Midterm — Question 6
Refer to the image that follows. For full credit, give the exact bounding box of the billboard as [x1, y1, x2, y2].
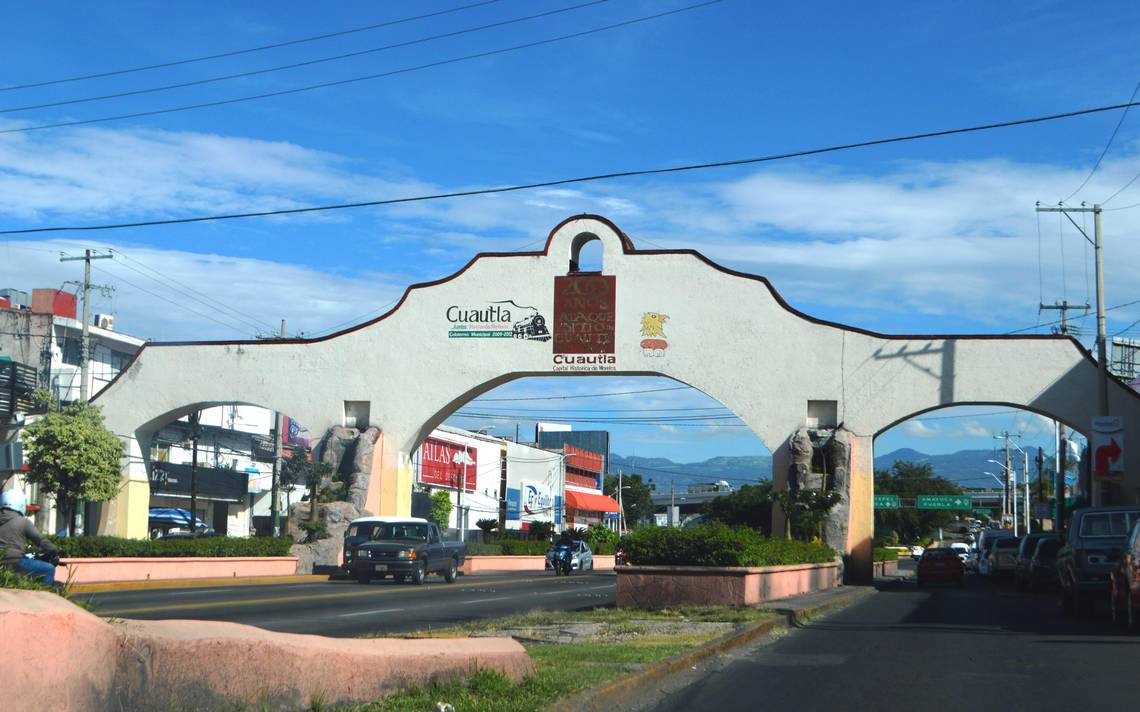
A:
[417, 436, 477, 491]
[505, 441, 562, 527]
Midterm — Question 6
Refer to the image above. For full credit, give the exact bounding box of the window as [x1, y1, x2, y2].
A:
[60, 337, 82, 366]
[1079, 512, 1139, 537]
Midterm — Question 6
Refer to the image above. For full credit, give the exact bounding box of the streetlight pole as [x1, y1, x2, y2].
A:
[983, 473, 1007, 529]
[1006, 439, 1032, 534]
[987, 460, 1017, 535]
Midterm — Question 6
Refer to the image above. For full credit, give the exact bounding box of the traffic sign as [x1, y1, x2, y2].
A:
[916, 495, 972, 510]
[1091, 416, 1124, 482]
[873, 494, 900, 509]
[973, 508, 993, 516]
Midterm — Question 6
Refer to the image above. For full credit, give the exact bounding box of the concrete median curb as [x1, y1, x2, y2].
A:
[548, 586, 874, 712]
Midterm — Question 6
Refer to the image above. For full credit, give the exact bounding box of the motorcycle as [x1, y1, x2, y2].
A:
[551, 546, 573, 576]
[615, 546, 628, 567]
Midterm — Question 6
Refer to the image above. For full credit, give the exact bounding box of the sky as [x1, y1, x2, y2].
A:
[1, 1, 1137, 472]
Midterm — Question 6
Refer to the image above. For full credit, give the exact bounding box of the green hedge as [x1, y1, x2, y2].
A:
[621, 524, 835, 567]
[873, 547, 899, 562]
[47, 535, 296, 559]
[465, 540, 616, 556]
[499, 540, 554, 556]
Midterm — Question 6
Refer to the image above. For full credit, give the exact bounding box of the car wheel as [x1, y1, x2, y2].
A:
[412, 561, 426, 585]
[589, 559, 594, 571]
[444, 557, 458, 584]
[355, 571, 371, 585]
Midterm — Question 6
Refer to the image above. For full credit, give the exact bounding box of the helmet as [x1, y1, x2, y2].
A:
[1, 489, 27, 515]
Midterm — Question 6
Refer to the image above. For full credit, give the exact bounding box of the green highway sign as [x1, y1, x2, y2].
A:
[916, 495, 972, 510]
[973, 508, 993, 516]
[873, 495, 900, 509]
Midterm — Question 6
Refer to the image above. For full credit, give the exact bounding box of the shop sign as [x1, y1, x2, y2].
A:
[521, 480, 555, 519]
[1091, 416, 1124, 481]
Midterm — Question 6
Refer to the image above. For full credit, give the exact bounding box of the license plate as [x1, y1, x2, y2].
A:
[374, 564, 388, 572]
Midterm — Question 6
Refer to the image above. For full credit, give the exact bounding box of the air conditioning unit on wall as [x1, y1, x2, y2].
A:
[94, 314, 114, 330]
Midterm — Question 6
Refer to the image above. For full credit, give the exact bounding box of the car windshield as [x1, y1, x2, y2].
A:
[1078, 512, 1140, 538]
[1035, 539, 1061, 557]
[348, 523, 382, 538]
[371, 523, 429, 541]
[923, 548, 956, 557]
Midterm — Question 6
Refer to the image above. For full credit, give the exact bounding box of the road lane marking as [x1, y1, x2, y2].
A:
[96, 574, 562, 616]
[462, 597, 511, 604]
[339, 608, 405, 618]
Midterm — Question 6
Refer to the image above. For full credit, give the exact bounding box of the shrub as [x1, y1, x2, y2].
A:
[464, 543, 504, 556]
[621, 523, 834, 567]
[498, 540, 552, 556]
[873, 547, 899, 562]
[47, 535, 296, 558]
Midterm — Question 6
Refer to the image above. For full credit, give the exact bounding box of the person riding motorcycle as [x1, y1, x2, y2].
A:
[0, 490, 60, 585]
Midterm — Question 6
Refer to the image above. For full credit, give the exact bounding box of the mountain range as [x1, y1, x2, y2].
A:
[609, 447, 1050, 492]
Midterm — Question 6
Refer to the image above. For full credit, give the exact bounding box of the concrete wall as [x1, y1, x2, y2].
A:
[616, 562, 841, 608]
[90, 215, 1140, 581]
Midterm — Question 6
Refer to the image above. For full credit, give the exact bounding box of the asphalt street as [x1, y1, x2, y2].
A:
[650, 563, 1137, 712]
[83, 570, 615, 637]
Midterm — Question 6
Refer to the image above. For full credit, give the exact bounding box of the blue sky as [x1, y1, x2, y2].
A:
[1, 1, 1137, 469]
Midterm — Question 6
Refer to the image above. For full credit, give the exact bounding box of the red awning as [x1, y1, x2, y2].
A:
[564, 490, 621, 513]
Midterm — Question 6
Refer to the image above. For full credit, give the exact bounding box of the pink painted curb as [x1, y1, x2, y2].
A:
[60, 556, 299, 584]
[0, 589, 533, 711]
[459, 554, 615, 574]
[616, 561, 841, 608]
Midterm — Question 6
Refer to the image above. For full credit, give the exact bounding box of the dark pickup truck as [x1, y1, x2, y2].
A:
[351, 518, 465, 585]
[1057, 506, 1140, 613]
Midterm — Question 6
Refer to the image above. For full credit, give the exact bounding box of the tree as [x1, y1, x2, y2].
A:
[603, 473, 654, 527]
[702, 481, 773, 533]
[476, 518, 499, 543]
[282, 448, 334, 521]
[428, 491, 453, 529]
[23, 400, 124, 536]
[772, 488, 841, 541]
[874, 461, 964, 544]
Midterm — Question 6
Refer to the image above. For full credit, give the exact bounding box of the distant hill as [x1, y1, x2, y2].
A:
[608, 447, 1047, 493]
[609, 453, 772, 492]
[874, 447, 1045, 488]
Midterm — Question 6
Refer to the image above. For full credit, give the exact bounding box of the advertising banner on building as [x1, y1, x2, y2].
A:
[418, 436, 477, 491]
[505, 441, 562, 527]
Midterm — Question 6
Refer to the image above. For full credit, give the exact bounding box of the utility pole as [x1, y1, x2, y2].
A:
[188, 410, 201, 534]
[1036, 203, 1109, 506]
[270, 319, 285, 537]
[59, 249, 113, 402]
[670, 481, 676, 528]
[617, 468, 624, 534]
[1036, 446, 1045, 513]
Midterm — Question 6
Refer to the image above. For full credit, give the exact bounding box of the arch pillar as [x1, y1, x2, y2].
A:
[100, 434, 152, 539]
[847, 433, 874, 584]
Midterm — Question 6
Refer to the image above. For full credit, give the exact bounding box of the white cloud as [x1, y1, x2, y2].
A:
[903, 420, 940, 438]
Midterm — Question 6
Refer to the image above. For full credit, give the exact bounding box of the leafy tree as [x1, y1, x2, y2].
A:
[527, 520, 555, 541]
[476, 518, 499, 543]
[23, 401, 124, 536]
[603, 472, 654, 526]
[282, 448, 335, 520]
[702, 481, 773, 533]
[874, 461, 964, 544]
[773, 488, 841, 541]
[428, 491, 453, 529]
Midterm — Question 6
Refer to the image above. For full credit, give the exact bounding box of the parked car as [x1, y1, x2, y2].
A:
[1108, 520, 1140, 631]
[917, 547, 964, 587]
[909, 545, 925, 560]
[545, 539, 594, 573]
[1014, 533, 1059, 591]
[1058, 506, 1140, 614]
[1027, 537, 1062, 594]
[976, 528, 1017, 563]
[351, 518, 465, 585]
[949, 542, 971, 564]
[985, 537, 1021, 579]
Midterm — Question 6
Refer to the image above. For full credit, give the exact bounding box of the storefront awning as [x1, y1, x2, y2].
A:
[564, 489, 620, 513]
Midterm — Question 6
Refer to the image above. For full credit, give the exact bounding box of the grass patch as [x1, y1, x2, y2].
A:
[355, 606, 778, 711]
[0, 566, 94, 610]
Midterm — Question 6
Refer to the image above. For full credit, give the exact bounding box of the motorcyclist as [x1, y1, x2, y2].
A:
[0, 490, 60, 585]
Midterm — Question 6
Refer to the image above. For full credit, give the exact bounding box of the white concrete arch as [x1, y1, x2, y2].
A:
[91, 215, 1140, 579]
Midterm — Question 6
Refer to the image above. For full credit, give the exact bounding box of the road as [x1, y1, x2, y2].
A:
[651, 563, 1137, 712]
[83, 571, 615, 637]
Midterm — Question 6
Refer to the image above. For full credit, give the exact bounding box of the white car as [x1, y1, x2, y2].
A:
[910, 545, 925, 560]
[949, 542, 971, 563]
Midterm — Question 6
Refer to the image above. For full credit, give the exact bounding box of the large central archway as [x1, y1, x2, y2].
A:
[92, 215, 1140, 580]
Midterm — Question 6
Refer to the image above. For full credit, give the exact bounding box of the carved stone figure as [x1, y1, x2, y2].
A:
[788, 427, 814, 494]
[821, 429, 851, 554]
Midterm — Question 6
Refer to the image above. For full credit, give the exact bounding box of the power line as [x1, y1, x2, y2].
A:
[3, 97, 1139, 236]
[1006, 296, 1140, 335]
[472, 385, 692, 402]
[0, 0, 611, 115]
[1103, 167, 1140, 206]
[0, 0, 504, 92]
[0, 1, 720, 136]
[1061, 77, 1140, 202]
[106, 249, 275, 334]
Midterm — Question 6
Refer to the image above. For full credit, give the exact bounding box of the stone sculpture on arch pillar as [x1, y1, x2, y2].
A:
[784, 426, 852, 558]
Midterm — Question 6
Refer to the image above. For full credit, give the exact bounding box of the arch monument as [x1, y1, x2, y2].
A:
[91, 215, 1140, 581]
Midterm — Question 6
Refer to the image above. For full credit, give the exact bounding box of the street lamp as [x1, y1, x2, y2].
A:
[1006, 440, 1032, 534]
[987, 459, 1017, 535]
[982, 472, 1008, 523]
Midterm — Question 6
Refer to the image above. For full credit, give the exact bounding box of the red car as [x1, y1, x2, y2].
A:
[917, 547, 965, 587]
[1109, 520, 1140, 631]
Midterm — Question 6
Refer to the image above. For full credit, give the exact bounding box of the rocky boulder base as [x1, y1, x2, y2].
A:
[288, 500, 368, 574]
